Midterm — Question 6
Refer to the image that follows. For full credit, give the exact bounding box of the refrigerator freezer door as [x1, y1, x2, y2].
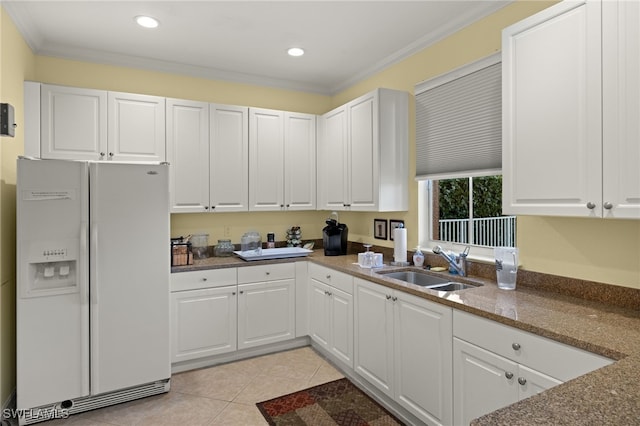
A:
[89, 162, 170, 395]
[16, 158, 90, 409]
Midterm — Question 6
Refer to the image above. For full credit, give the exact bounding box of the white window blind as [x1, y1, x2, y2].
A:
[415, 54, 501, 180]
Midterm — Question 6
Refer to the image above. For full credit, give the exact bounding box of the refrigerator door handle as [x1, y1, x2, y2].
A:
[80, 220, 90, 396]
[91, 223, 99, 306]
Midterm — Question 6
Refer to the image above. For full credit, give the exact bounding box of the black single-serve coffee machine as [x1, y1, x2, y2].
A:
[323, 212, 348, 256]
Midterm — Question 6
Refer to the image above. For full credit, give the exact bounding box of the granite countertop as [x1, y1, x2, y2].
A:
[172, 250, 640, 425]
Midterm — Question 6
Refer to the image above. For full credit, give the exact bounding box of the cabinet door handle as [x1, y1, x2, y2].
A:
[512, 343, 521, 351]
[586, 202, 596, 210]
[232, 292, 236, 296]
[386, 295, 392, 300]
[392, 296, 397, 302]
[99, 152, 106, 159]
[505, 371, 514, 379]
[109, 152, 114, 158]
[240, 290, 244, 294]
[326, 275, 331, 280]
[518, 377, 527, 386]
[604, 202, 613, 210]
[266, 271, 270, 276]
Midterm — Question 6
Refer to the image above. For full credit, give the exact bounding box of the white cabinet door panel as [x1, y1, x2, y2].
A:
[108, 92, 165, 162]
[167, 99, 209, 213]
[210, 104, 249, 212]
[40, 84, 107, 160]
[317, 106, 349, 210]
[354, 279, 394, 398]
[284, 112, 316, 210]
[237, 279, 295, 349]
[602, 0, 640, 219]
[502, 0, 602, 217]
[453, 338, 518, 426]
[249, 108, 284, 211]
[394, 293, 452, 425]
[171, 286, 237, 362]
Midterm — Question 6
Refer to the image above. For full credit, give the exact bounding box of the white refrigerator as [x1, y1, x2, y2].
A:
[16, 157, 171, 425]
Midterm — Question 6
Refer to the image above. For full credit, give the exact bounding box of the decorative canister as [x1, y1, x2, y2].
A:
[214, 239, 234, 257]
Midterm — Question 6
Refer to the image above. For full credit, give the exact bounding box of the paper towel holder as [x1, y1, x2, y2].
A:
[391, 222, 411, 266]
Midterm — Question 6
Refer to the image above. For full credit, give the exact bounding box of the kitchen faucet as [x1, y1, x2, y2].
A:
[432, 245, 470, 277]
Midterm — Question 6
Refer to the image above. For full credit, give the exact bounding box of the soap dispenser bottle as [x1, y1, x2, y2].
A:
[413, 246, 425, 268]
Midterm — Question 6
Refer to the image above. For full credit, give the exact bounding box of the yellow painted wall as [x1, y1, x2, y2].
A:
[0, 5, 36, 406]
[1, 0, 639, 405]
[34, 56, 332, 115]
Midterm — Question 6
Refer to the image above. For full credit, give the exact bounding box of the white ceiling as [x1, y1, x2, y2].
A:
[4, 1, 511, 95]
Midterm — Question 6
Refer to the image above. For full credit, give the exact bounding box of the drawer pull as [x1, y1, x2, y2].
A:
[326, 275, 331, 280]
[518, 377, 527, 386]
[512, 343, 521, 351]
[505, 371, 514, 380]
[201, 278, 207, 281]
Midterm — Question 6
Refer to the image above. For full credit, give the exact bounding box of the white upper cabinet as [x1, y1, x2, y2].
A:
[40, 84, 108, 160]
[318, 88, 409, 212]
[601, 0, 640, 219]
[503, 0, 640, 219]
[38, 84, 165, 162]
[317, 106, 348, 210]
[249, 108, 284, 211]
[108, 91, 166, 162]
[210, 104, 249, 212]
[249, 108, 316, 211]
[166, 99, 210, 213]
[284, 112, 317, 210]
[167, 102, 248, 213]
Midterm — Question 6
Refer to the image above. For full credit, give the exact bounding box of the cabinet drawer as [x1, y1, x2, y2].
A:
[308, 263, 353, 294]
[453, 310, 612, 382]
[237, 263, 295, 284]
[171, 268, 237, 292]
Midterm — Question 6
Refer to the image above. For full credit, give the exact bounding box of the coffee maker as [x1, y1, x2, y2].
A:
[323, 212, 348, 256]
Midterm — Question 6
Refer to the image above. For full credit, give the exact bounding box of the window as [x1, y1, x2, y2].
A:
[415, 53, 515, 256]
[427, 175, 515, 248]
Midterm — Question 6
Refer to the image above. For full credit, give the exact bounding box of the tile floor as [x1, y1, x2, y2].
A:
[31, 346, 345, 426]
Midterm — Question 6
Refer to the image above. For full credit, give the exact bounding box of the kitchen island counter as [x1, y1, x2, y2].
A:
[173, 251, 640, 425]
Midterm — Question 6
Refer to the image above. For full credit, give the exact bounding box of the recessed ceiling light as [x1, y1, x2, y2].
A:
[135, 15, 159, 29]
[287, 47, 305, 57]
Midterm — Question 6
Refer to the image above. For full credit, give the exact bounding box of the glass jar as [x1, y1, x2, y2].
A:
[214, 239, 234, 257]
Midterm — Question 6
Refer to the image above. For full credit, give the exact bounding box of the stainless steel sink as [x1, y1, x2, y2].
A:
[378, 271, 450, 287]
[376, 270, 479, 291]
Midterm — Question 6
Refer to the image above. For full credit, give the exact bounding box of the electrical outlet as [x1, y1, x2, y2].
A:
[223, 226, 231, 237]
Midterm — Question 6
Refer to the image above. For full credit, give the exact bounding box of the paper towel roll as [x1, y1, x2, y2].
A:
[393, 228, 407, 263]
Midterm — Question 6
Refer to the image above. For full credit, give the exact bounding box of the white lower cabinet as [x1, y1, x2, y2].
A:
[308, 263, 354, 368]
[453, 310, 612, 425]
[170, 268, 238, 363]
[354, 278, 453, 426]
[453, 337, 561, 425]
[237, 263, 296, 349]
[171, 286, 237, 363]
